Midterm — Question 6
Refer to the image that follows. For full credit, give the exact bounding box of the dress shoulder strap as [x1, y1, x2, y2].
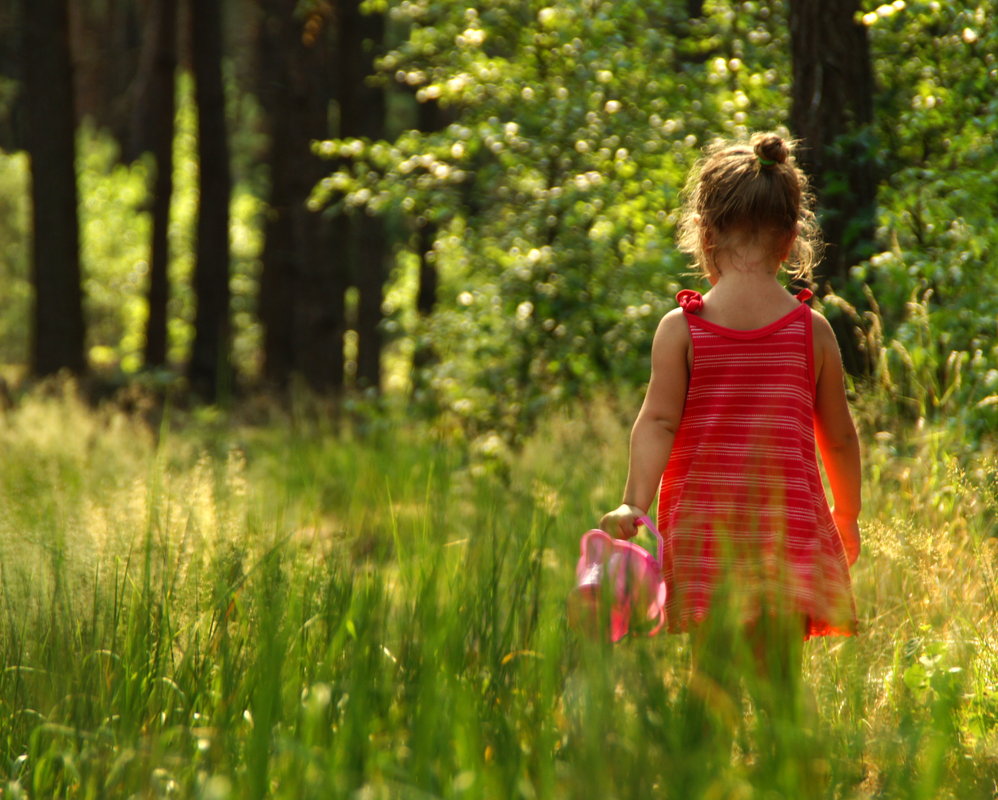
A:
[795, 288, 814, 303]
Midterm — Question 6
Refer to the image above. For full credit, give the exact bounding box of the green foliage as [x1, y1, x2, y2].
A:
[311, 0, 998, 440]
[316, 0, 794, 433]
[76, 123, 152, 372]
[848, 0, 998, 433]
[0, 1, 992, 446]
[0, 147, 30, 366]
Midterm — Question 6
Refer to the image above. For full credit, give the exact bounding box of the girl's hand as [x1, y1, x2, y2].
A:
[599, 504, 646, 540]
[832, 509, 861, 566]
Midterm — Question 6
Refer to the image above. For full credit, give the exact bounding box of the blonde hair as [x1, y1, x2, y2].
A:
[676, 132, 823, 281]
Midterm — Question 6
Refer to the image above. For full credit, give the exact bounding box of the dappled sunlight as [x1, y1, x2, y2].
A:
[2, 0, 996, 793]
[0, 387, 994, 796]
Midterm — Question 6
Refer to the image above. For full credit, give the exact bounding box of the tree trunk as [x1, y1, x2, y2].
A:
[257, 0, 344, 393]
[789, 0, 877, 374]
[410, 98, 446, 385]
[414, 98, 444, 321]
[69, 0, 142, 155]
[22, 0, 86, 376]
[256, 0, 297, 388]
[415, 222, 438, 320]
[187, 0, 232, 401]
[337, 0, 386, 392]
[134, 0, 177, 368]
[0, 4, 26, 151]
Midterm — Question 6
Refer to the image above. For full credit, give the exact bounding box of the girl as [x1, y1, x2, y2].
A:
[600, 132, 860, 689]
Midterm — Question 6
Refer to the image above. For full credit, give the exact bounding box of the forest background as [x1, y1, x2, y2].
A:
[0, 1, 997, 798]
[0, 0, 995, 430]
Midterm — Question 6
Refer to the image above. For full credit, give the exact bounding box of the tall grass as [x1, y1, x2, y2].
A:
[0, 382, 995, 799]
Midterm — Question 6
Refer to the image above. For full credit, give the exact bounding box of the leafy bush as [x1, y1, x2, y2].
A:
[849, 0, 998, 433]
[316, 1, 795, 434]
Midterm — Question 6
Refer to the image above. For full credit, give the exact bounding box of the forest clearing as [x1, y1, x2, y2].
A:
[0, 385, 995, 798]
[1, 0, 997, 797]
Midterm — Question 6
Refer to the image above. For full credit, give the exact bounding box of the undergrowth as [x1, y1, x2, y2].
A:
[0, 378, 995, 799]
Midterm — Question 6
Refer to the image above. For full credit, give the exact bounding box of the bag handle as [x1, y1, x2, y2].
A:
[636, 514, 665, 566]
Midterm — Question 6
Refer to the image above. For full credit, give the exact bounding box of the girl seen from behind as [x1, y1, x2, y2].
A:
[599, 132, 862, 749]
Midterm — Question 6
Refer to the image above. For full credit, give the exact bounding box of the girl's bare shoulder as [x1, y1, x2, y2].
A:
[650, 307, 690, 360]
[655, 307, 690, 339]
[809, 307, 838, 348]
[809, 307, 844, 381]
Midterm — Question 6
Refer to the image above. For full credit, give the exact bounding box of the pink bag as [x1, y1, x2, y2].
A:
[567, 515, 667, 642]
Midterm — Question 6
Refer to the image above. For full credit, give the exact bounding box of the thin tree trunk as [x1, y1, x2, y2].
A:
[337, 0, 386, 392]
[134, 0, 177, 369]
[187, 0, 232, 401]
[415, 223, 438, 319]
[410, 98, 445, 384]
[0, 4, 25, 151]
[23, 0, 86, 376]
[69, 0, 142, 157]
[258, 0, 298, 387]
[414, 98, 443, 321]
[789, 0, 877, 374]
[257, 0, 344, 393]
[354, 215, 385, 391]
[299, 214, 347, 393]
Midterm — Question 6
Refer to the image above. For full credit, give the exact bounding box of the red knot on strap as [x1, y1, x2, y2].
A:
[795, 288, 814, 303]
[676, 290, 704, 313]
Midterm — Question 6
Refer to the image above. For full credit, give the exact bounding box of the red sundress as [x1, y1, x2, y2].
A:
[656, 289, 857, 639]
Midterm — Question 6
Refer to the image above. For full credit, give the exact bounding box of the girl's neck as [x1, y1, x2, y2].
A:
[707, 258, 785, 296]
[700, 269, 798, 329]
[709, 266, 783, 290]
[711, 243, 782, 277]
[698, 230, 799, 328]
[706, 225, 792, 280]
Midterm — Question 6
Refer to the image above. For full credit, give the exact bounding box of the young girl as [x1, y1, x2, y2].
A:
[600, 132, 860, 686]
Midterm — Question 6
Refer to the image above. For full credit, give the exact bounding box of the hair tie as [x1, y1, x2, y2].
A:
[758, 157, 776, 166]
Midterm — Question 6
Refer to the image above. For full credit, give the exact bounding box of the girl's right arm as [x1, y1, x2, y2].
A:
[600, 309, 690, 538]
[812, 311, 862, 565]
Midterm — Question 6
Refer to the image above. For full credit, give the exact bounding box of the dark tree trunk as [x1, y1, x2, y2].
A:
[354, 214, 385, 391]
[22, 0, 86, 376]
[69, 0, 142, 154]
[789, 0, 877, 373]
[414, 98, 444, 321]
[258, 78, 296, 388]
[257, 0, 344, 393]
[337, 0, 386, 392]
[187, 0, 232, 401]
[410, 221, 438, 385]
[0, 4, 26, 151]
[415, 223, 438, 319]
[134, 0, 177, 368]
[410, 98, 446, 382]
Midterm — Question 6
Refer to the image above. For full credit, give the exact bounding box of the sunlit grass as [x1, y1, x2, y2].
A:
[0, 384, 995, 798]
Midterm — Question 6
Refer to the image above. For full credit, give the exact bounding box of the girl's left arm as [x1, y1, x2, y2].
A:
[600, 309, 690, 538]
[812, 311, 862, 565]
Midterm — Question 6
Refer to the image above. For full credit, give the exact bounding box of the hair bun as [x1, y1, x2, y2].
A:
[752, 133, 788, 166]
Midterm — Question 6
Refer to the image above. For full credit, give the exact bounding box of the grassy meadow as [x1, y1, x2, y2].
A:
[0, 381, 996, 800]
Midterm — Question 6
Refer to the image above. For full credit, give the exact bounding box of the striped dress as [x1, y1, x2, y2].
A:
[657, 289, 856, 639]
